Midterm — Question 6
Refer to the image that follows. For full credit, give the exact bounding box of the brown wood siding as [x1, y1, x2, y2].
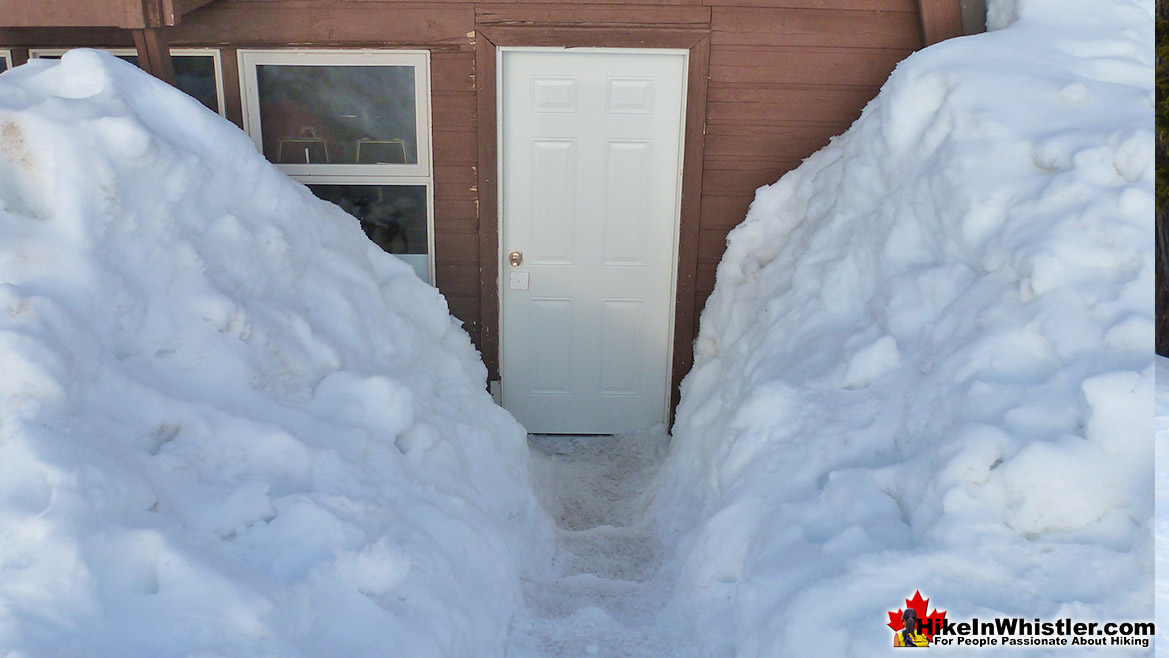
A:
[704, 0, 915, 9]
[0, 0, 146, 29]
[164, 0, 221, 26]
[711, 7, 921, 49]
[428, 45, 482, 342]
[696, 2, 921, 331]
[168, 2, 476, 47]
[918, 0, 964, 45]
[475, 3, 712, 26]
[0, 0, 221, 29]
[1, 0, 939, 410]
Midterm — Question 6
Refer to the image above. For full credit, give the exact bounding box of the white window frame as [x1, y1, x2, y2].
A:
[29, 47, 227, 117]
[0, 49, 12, 72]
[236, 49, 435, 284]
[237, 49, 432, 179]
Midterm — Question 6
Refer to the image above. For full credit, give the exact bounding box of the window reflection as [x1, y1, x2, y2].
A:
[257, 65, 418, 165]
[173, 55, 219, 113]
[307, 184, 429, 279]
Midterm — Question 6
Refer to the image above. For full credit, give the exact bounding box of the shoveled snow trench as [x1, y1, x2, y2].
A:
[505, 433, 703, 658]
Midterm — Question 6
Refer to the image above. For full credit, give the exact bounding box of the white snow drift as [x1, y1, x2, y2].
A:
[0, 51, 550, 657]
[657, 0, 1154, 654]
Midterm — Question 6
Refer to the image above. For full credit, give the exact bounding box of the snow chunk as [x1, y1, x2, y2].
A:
[842, 335, 900, 389]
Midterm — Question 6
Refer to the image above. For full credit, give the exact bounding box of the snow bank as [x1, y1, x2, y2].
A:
[0, 51, 549, 657]
[657, 0, 1154, 654]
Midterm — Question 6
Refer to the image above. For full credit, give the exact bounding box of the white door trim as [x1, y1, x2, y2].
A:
[496, 47, 689, 432]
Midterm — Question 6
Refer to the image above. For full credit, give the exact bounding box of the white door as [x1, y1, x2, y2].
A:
[499, 49, 687, 434]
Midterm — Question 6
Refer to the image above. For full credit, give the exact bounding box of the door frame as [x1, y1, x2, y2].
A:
[497, 46, 689, 431]
[475, 26, 710, 425]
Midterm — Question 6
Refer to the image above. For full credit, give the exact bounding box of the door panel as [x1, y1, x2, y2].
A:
[500, 49, 686, 434]
[603, 140, 653, 266]
[600, 299, 646, 395]
[530, 139, 578, 265]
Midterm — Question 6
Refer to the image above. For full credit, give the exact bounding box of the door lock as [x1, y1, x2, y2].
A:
[509, 251, 524, 267]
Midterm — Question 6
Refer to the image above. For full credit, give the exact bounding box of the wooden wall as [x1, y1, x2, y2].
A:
[1, 0, 951, 396]
[696, 0, 921, 340]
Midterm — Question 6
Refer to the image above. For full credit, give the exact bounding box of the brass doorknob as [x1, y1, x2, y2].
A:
[509, 251, 523, 267]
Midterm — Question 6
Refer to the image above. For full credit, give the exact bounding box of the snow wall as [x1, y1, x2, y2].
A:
[657, 0, 1154, 654]
[0, 51, 551, 657]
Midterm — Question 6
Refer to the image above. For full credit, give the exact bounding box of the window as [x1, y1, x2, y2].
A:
[238, 50, 434, 282]
[0, 49, 11, 73]
[29, 48, 225, 116]
[172, 48, 226, 116]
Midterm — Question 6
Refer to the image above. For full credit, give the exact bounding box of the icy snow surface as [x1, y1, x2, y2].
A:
[506, 432, 701, 657]
[0, 51, 551, 656]
[656, 0, 1154, 655]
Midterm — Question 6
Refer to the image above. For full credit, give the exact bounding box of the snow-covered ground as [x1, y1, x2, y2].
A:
[655, 0, 1155, 655]
[0, 51, 551, 656]
[507, 432, 702, 657]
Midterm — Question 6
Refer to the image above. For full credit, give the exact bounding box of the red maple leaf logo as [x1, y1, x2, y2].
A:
[887, 590, 947, 641]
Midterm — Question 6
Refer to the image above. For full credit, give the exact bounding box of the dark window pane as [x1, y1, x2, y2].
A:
[173, 54, 220, 113]
[307, 184, 429, 278]
[257, 65, 418, 165]
[0, 60, 7, 73]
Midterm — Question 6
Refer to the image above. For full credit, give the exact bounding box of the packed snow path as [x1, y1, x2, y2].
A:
[506, 433, 703, 658]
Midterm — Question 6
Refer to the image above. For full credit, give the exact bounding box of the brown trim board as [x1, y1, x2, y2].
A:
[10, 47, 29, 67]
[218, 47, 244, 128]
[672, 33, 709, 421]
[474, 26, 710, 426]
[132, 27, 176, 85]
[475, 31, 500, 382]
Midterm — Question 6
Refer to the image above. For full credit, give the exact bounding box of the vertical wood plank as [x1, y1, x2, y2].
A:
[132, 27, 176, 85]
[918, 0, 963, 45]
[142, 0, 165, 28]
[149, 29, 176, 84]
[131, 29, 150, 72]
[218, 47, 244, 128]
[476, 32, 500, 382]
